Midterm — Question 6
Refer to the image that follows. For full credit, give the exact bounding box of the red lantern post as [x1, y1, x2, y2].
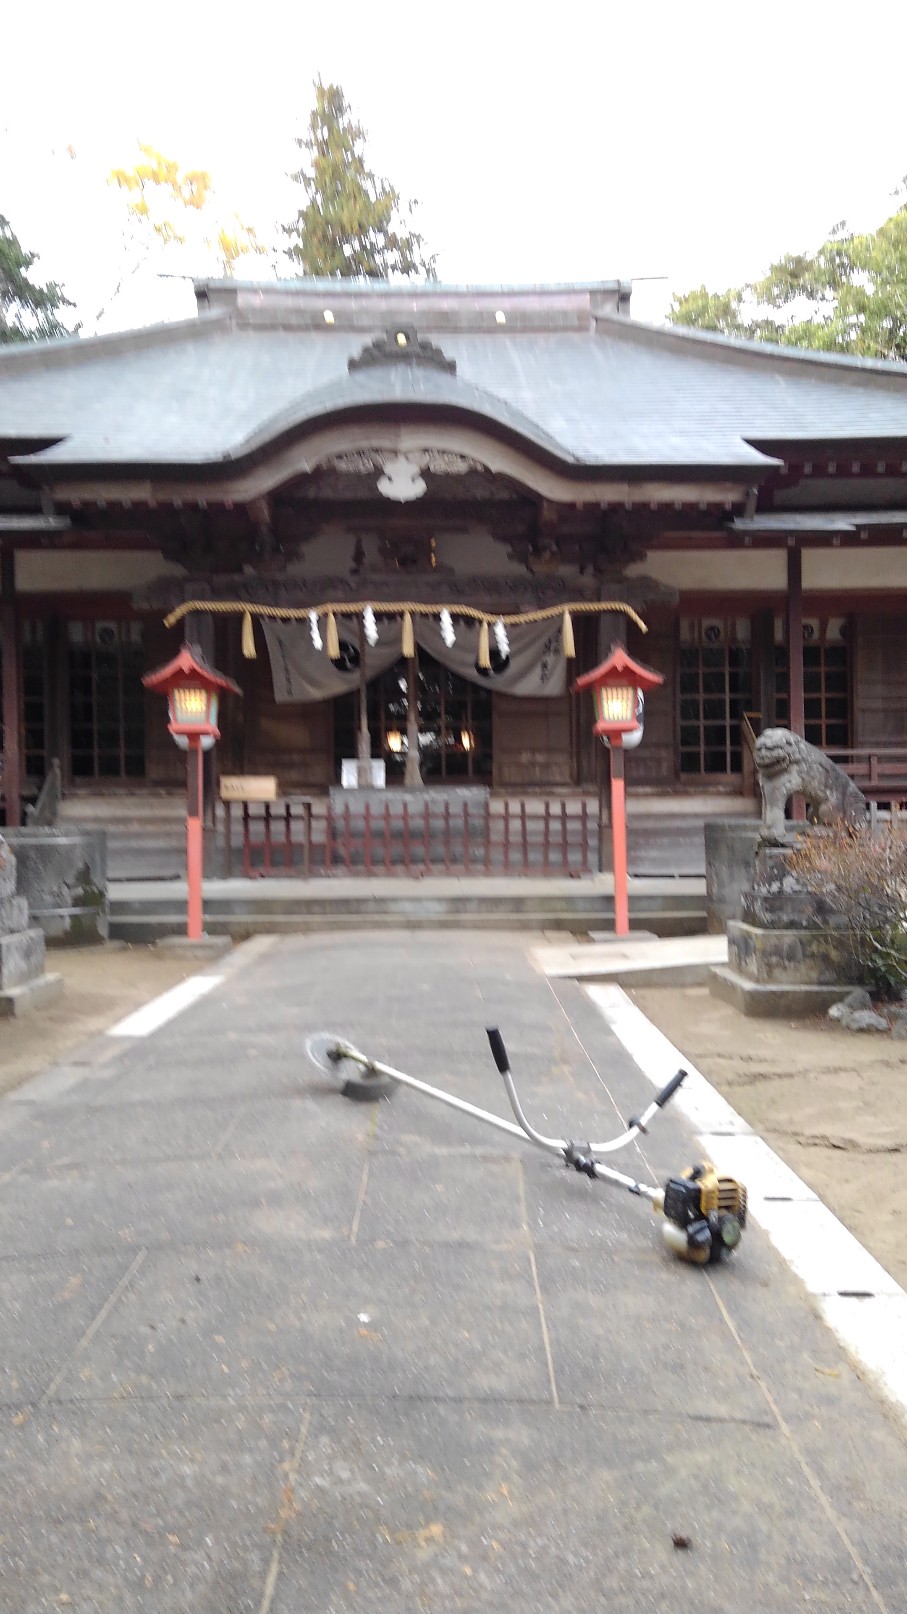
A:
[574, 647, 664, 936]
[143, 645, 240, 940]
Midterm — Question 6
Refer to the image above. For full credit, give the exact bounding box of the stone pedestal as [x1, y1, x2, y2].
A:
[710, 836, 860, 1017]
[704, 818, 762, 934]
[0, 836, 63, 1018]
[2, 827, 108, 944]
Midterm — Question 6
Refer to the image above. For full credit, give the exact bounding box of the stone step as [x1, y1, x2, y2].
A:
[110, 905, 707, 943]
[110, 887, 703, 920]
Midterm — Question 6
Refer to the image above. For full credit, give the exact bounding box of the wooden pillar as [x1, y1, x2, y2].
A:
[786, 545, 805, 736]
[356, 617, 371, 770]
[786, 543, 806, 821]
[753, 606, 777, 727]
[598, 611, 627, 658]
[185, 610, 215, 660]
[1, 545, 22, 828]
[404, 648, 422, 787]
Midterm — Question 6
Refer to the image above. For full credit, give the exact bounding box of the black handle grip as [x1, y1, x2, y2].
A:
[486, 1027, 510, 1074]
[654, 1069, 687, 1108]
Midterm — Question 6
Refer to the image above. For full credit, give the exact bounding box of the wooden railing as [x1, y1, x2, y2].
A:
[740, 712, 763, 799]
[740, 720, 907, 807]
[223, 795, 596, 878]
[828, 749, 907, 807]
[25, 758, 63, 827]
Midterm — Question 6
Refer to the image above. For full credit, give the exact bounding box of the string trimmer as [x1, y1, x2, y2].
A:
[306, 1027, 747, 1266]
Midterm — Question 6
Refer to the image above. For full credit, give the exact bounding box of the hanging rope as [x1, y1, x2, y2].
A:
[164, 598, 648, 652]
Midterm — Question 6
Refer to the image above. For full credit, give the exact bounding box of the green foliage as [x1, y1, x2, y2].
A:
[0, 214, 71, 343]
[284, 80, 436, 280]
[788, 822, 907, 998]
[670, 191, 907, 361]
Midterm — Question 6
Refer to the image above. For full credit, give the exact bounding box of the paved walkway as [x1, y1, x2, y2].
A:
[0, 933, 905, 1611]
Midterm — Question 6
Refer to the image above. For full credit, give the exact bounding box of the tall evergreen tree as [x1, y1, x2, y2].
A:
[0, 215, 71, 343]
[284, 80, 436, 279]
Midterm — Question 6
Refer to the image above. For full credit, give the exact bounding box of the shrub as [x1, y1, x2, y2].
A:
[787, 820, 907, 999]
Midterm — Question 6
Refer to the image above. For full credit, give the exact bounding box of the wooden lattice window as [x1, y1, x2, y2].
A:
[774, 616, 850, 749]
[67, 620, 146, 780]
[679, 617, 753, 776]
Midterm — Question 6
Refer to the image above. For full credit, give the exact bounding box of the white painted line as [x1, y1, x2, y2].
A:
[586, 983, 753, 1135]
[586, 982, 907, 1422]
[107, 975, 224, 1038]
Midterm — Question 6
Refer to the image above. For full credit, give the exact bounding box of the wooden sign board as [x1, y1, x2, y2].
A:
[220, 775, 278, 803]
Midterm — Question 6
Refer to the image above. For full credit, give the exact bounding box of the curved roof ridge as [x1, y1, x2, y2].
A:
[222, 363, 579, 467]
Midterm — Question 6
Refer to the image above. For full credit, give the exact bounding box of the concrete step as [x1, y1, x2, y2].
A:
[107, 873, 708, 942]
[110, 884, 703, 920]
[110, 907, 707, 942]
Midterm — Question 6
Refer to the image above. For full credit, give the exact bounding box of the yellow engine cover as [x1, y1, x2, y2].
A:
[682, 1162, 748, 1224]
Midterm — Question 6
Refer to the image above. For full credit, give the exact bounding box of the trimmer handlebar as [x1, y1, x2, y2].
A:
[486, 1027, 510, 1075]
[654, 1069, 687, 1108]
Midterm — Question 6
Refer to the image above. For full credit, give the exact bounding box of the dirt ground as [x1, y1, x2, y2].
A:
[5, 945, 906, 1294]
[0, 944, 209, 1097]
[631, 984, 907, 1290]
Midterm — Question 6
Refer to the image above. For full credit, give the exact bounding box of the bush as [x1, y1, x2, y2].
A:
[787, 821, 907, 999]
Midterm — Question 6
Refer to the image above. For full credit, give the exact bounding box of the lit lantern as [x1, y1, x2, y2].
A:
[143, 644, 240, 940]
[574, 646, 664, 936]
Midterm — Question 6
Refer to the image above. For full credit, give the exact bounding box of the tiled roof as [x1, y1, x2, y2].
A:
[3, 283, 907, 475]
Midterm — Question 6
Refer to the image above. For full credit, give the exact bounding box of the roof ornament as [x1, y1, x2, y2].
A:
[348, 326, 457, 375]
[322, 447, 485, 502]
[376, 452, 427, 502]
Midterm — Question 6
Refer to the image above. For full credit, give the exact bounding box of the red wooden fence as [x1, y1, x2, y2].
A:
[223, 796, 595, 877]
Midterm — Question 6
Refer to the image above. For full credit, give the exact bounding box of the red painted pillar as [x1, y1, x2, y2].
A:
[186, 737, 204, 939]
[0, 545, 21, 829]
[610, 739, 629, 935]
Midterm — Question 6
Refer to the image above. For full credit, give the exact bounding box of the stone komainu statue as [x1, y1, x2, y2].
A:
[754, 727, 867, 842]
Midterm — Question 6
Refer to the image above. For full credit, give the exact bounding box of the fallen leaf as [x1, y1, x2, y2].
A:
[357, 1328, 383, 1343]
[672, 1533, 692, 1551]
[167, 1533, 181, 1547]
[12, 1412, 28, 1427]
[58, 1275, 83, 1302]
[814, 1364, 841, 1378]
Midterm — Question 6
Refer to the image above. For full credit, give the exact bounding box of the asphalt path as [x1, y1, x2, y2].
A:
[0, 932, 904, 1612]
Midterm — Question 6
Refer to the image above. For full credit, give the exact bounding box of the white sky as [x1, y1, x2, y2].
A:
[2, 0, 906, 333]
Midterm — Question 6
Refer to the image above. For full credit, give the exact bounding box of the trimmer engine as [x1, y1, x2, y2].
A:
[658, 1163, 748, 1265]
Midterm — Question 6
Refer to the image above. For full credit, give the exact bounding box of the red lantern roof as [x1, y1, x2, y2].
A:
[142, 642, 241, 697]
[573, 644, 664, 696]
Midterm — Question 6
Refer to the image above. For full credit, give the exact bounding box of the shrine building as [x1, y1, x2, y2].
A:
[3, 276, 907, 827]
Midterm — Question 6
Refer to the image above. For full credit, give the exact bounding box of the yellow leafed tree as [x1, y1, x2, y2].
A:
[108, 143, 266, 277]
[109, 144, 213, 246]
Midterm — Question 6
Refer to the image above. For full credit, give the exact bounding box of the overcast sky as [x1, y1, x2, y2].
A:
[3, 0, 906, 333]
